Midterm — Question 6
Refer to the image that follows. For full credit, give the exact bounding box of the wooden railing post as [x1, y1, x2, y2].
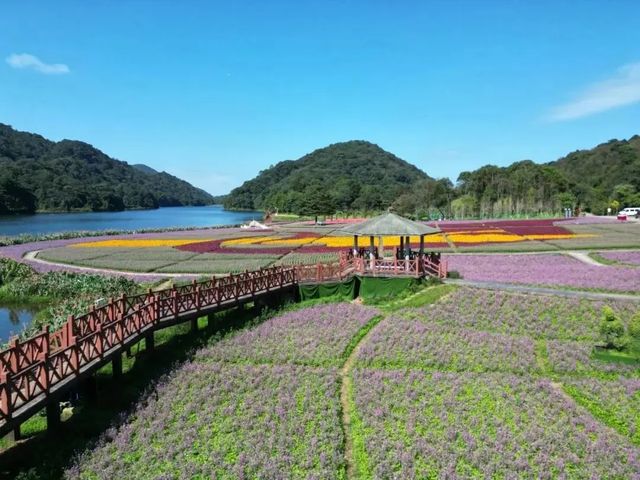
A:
[66, 315, 75, 348]
[172, 288, 178, 318]
[108, 297, 115, 321]
[96, 323, 103, 357]
[121, 293, 127, 316]
[70, 337, 79, 374]
[0, 371, 10, 420]
[38, 326, 50, 392]
[9, 338, 19, 374]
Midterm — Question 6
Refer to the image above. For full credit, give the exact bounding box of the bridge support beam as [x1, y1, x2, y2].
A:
[112, 353, 122, 378]
[82, 375, 98, 403]
[4, 425, 20, 442]
[190, 318, 198, 333]
[46, 401, 60, 431]
[207, 313, 215, 328]
[145, 332, 155, 352]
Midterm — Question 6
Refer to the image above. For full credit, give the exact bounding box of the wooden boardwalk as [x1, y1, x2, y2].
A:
[0, 267, 298, 438]
[0, 255, 447, 439]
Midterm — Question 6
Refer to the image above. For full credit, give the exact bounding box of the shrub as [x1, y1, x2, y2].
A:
[629, 312, 640, 341]
[0, 258, 35, 286]
[599, 307, 628, 350]
[446, 270, 462, 279]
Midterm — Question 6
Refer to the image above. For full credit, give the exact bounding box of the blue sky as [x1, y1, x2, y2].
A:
[2, 1, 640, 195]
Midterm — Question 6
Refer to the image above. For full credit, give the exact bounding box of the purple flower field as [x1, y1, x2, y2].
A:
[599, 250, 640, 266]
[67, 363, 344, 479]
[546, 340, 639, 374]
[351, 369, 640, 479]
[404, 287, 638, 341]
[563, 377, 640, 444]
[357, 317, 537, 373]
[198, 303, 378, 366]
[448, 253, 640, 292]
[66, 291, 640, 478]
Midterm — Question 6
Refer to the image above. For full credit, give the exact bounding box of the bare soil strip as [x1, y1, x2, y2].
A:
[339, 316, 385, 479]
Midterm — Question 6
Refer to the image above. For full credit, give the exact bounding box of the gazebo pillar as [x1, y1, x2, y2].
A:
[379, 235, 384, 258]
[399, 236, 404, 257]
[369, 235, 375, 270]
[353, 235, 359, 255]
[419, 235, 425, 275]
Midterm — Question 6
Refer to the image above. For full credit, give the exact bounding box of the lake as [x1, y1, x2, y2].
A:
[0, 303, 40, 343]
[0, 205, 262, 237]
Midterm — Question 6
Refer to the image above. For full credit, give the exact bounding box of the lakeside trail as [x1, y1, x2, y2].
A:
[340, 314, 385, 479]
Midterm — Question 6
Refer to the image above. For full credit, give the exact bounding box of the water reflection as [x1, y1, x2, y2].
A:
[0, 304, 40, 343]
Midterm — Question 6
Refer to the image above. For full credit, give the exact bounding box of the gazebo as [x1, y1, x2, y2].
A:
[339, 212, 445, 277]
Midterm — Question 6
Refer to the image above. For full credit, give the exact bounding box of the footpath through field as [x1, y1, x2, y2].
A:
[445, 278, 640, 302]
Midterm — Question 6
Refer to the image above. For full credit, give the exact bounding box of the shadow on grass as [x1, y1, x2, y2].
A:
[0, 304, 265, 480]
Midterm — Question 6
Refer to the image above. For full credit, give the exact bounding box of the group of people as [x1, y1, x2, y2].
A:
[347, 247, 441, 265]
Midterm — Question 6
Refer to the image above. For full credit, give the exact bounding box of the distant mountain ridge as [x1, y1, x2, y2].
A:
[0, 124, 214, 214]
[224, 140, 431, 213]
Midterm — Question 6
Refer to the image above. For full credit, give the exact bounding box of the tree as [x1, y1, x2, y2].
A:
[611, 184, 640, 208]
[599, 307, 628, 350]
[629, 312, 640, 342]
[451, 194, 477, 219]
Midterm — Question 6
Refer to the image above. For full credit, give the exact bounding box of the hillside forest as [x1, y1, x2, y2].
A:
[0, 124, 214, 214]
[223, 136, 640, 219]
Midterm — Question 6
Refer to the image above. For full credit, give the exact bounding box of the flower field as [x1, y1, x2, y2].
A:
[599, 250, 640, 266]
[356, 319, 537, 373]
[402, 287, 637, 341]
[67, 288, 640, 478]
[67, 363, 345, 479]
[198, 303, 379, 366]
[448, 253, 640, 292]
[2, 218, 635, 278]
[351, 370, 640, 478]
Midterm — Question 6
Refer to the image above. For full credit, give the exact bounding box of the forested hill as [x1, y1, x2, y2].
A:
[225, 135, 640, 218]
[224, 140, 431, 213]
[549, 136, 640, 209]
[0, 124, 214, 214]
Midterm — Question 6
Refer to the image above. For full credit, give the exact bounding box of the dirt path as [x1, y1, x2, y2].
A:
[445, 278, 640, 302]
[563, 251, 605, 267]
[340, 316, 384, 479]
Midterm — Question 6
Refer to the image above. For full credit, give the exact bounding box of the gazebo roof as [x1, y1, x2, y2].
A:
[339, 212, 441, 236]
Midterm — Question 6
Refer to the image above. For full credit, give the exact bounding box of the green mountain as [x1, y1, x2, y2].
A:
[224, 140, 431, 213]
[549, 135, 640, 210]
[132, 164, 159, 175]
[0, 124, 214, 214]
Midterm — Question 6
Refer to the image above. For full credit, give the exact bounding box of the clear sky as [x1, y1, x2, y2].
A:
[2, 1, 640, 195]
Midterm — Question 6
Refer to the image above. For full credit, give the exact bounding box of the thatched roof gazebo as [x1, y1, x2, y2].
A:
[340, 212, 441, 260]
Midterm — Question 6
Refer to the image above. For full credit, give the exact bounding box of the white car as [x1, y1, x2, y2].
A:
[618, 207, 640, 218]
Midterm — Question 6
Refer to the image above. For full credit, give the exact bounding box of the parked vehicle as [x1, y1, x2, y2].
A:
[617, 207, 640, 218]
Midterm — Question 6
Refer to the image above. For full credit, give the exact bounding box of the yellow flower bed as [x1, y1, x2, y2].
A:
[72, 239, 212, 248]
[221, 236, 282, 246]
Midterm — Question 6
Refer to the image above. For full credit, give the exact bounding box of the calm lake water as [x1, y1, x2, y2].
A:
[0, 304, 39, 343]
[0, 205, 262, 237]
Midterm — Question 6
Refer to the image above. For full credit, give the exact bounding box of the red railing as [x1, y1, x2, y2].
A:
[0, 255, 447, 428]
[0, 266, 296, 425]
